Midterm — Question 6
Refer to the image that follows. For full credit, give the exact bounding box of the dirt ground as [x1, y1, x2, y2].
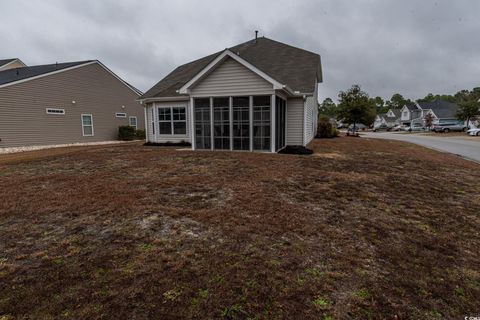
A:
[0, 138, 479, 319]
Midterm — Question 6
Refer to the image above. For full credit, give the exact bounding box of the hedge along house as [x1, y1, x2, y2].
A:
[139, 37, 322, 152]
[0, 59, 144, 148]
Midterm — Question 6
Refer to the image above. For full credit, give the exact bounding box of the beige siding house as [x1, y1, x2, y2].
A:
[0, 60, 144, 148]
[140, 37, 322, 153]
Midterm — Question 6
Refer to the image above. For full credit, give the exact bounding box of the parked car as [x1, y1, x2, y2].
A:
[373, 124, 392, 132]
[348, 124, 367, 131]
[406, 123, 426, 132]
[467, 128, 480, 136]
[392, 124, 408, 131]
[431, 122, 467, 133]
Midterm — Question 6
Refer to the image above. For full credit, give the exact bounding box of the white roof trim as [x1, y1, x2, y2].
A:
[178, 50, 284, 94]
[137, 96, 190, 104]
[0, 58, 27, 69]
[0, 60, 142, 96]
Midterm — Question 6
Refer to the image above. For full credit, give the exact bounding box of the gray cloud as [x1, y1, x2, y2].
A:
[1, 0, 478, 102]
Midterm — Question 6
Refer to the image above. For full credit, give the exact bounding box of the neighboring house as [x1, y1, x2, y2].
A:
[138, 36, 322, 152]
[0, 59, 144, 148]
[399, 103, 422, 125]
[374, 109, 400, 128]
[417, 100, 461, 125]
[0, 58, 27, 71]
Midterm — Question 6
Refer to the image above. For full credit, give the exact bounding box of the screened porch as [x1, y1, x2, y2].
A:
[191, 95, 286, 153]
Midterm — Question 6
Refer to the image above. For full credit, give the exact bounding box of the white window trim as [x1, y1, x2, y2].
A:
[46, 108, 65, 115]
[81, 114, 94, 137]
[129, 116, 138, 129]
[157, 106, 187, 136]
[116, 112, 127, 118]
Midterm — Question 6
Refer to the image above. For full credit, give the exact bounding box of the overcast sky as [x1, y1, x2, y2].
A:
[1, 0, 478, 102]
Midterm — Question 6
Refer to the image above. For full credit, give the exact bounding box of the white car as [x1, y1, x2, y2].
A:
[467, 128, 480, 136]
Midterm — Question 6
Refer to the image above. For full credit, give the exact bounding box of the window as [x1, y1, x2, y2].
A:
[172, 107, 186, 134]
[213, 97, 230, 150]
[46, 108, 65, 115]
[81, 114, 94, 136]
[253, 96, 271, 151]
[158, 107, 172, 134]
[129, 116, 138, 129]
[194, 98, 211, 149]
[116, 112, 127, 118]
[403, 111, 408, 117]
[158, 106, 187, 135]
[233, 97, 250, 150]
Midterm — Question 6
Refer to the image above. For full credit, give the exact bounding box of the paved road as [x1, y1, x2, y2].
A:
[361, 132, 480, 163]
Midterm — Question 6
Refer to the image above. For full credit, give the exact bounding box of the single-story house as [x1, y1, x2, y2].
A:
[399, 100, 466, 126]
[0, 59, 144, 148]
[417, 100, 460, 125]
[374, 109, 400, 128]
[138, 36, 322, 152]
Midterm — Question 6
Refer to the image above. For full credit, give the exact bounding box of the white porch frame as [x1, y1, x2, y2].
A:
[190, 94, 282, 153]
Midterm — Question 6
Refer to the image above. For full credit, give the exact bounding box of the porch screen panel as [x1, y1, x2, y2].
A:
[253, 96, 271, 151]
[232, 97, 250, 150]
[275, 97, 286, 151]
[213, 97, 230, 150]
[194, 98, 211, 149]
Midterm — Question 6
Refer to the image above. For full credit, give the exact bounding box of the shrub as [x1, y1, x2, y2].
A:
[316, 116, 339, 139]
[135, 129, 146, 140]
[118, 125, 136, 141]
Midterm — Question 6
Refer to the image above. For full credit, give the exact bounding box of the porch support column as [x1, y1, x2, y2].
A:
[190, 97, 195, 150]
[271, 94, 276, 152]
[210, 97, 214, 150]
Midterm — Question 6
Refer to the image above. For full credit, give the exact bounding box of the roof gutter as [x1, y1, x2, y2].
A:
[137, 96, 190, 105]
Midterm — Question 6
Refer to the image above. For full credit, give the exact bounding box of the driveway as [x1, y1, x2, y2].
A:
[361, 132, 480, 163]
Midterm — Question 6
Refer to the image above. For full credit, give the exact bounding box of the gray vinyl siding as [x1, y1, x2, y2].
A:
[286, 97, 304, 146]
[147, 100, 191, 144]
[0, 63, 143, 148]
[190, 57, 274, 97]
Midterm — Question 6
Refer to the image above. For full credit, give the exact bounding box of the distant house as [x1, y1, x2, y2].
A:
[417, 100, 460, 124]
[0, 58, 27, 71]
[399, 104, 422, 125]
[399, 100, 464, 127]
[138, 36, 322, 152]
[374, 109, 400, 128]
[0, 59, 144, 148]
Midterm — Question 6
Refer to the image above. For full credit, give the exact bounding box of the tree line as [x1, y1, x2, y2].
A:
[319, 85, 480, 127]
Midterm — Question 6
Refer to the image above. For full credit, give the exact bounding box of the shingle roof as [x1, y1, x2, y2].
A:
[140, 37, 322, 99]
[0, 61, 93, 86]
[0, 59, 17, 67]
[417, 100, 459, 119]
[405, 103, 419, 111]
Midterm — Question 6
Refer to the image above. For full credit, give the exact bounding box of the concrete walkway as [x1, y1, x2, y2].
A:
[361, 132, 480, 163]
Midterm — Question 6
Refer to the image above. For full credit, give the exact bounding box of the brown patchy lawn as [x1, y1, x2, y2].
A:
[0, 138, 479, 319]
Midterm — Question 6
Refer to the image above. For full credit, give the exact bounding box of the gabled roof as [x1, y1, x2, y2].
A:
[0, 61, 92, 86]
[0, 59, 18, 67]
[417, 100, 459, 119]
[140, 37, 322, 100]
[404, 103, 420, 111]
[0, 60, 142, 95]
